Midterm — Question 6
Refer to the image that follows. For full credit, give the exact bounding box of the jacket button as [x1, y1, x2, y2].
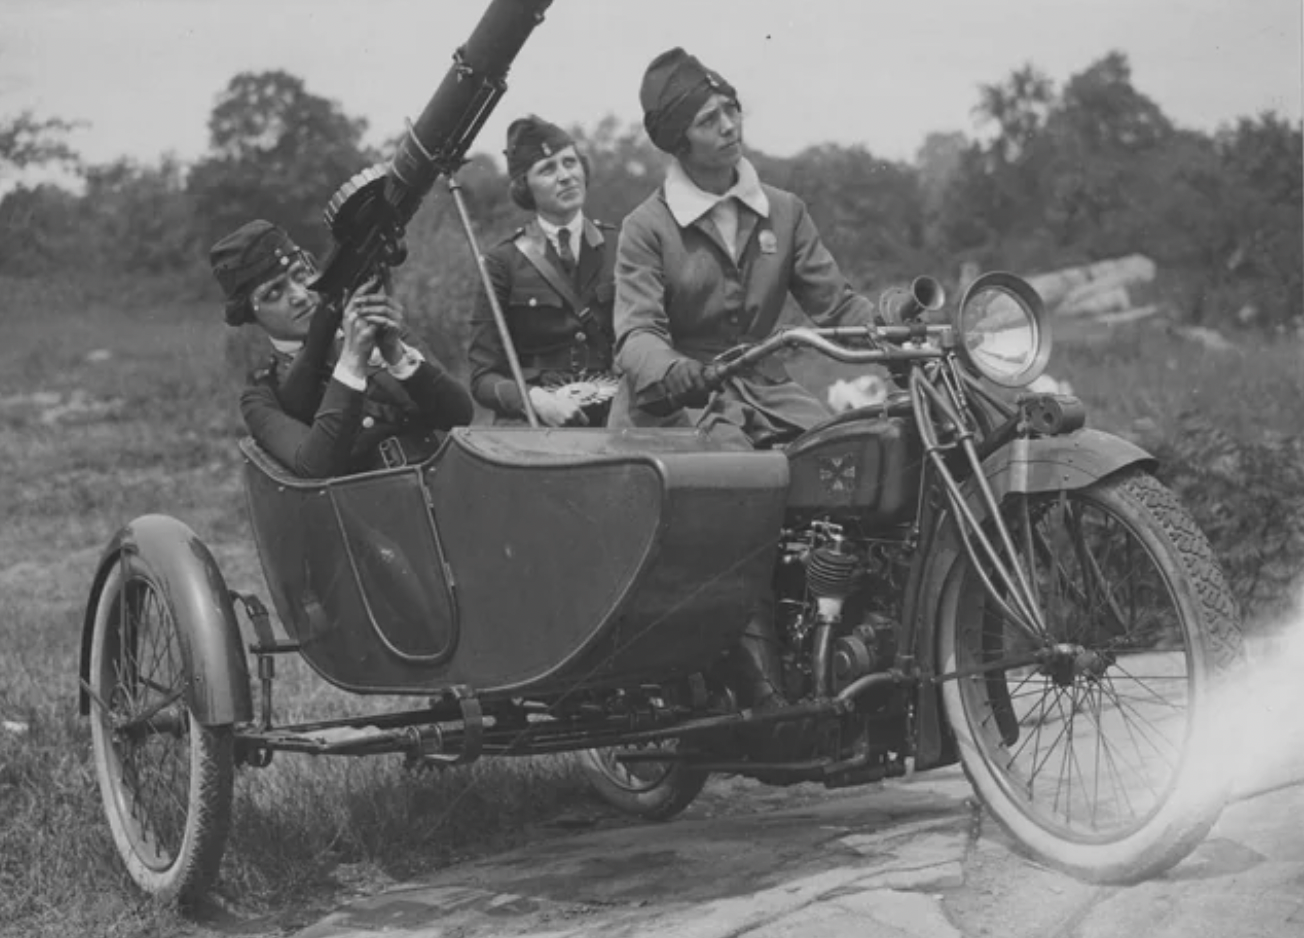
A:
[362, 416, 375, 429]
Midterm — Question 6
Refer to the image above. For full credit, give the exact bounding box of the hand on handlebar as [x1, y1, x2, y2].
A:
[664, 358, 712, 408]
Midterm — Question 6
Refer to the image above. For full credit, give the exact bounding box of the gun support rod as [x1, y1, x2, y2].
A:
[447, 177, 539, 427]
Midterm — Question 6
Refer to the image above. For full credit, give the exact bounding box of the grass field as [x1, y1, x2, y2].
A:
[0, 276, 1299, 937]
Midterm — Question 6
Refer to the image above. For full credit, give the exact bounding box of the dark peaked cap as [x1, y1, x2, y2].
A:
[639, 47, 738, 153]
[210, 220, 300, 326]
[505, 115, 575, 179]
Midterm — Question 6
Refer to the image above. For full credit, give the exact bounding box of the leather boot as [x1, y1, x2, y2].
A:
[734, 599, 787, 711]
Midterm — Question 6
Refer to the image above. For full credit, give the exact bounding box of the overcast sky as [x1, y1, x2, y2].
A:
[2, 0, 1300, 170]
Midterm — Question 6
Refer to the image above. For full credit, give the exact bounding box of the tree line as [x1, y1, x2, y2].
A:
[1, 52, 1299, 335]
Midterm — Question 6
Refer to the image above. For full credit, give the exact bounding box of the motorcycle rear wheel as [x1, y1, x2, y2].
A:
[579, 742, 709, 820]
[939, 469, 1244, 883]
[88, 554, 234, 903]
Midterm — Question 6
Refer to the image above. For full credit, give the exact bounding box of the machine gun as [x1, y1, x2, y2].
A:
[309, 0, 554, 301]
[277, 0, 553, 425]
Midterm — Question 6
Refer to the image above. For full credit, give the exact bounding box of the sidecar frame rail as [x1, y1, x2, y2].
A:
[228, 670, 910, 764]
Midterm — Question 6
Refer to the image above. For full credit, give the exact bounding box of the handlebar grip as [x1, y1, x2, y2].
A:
[633, 360, 731, 417]
[702, 362, 728, 388]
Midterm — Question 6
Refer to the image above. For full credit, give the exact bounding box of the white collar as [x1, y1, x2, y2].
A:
[537, 212, 585, 246]
[664, 157, 769, 228]
[270, 336, 303, 356]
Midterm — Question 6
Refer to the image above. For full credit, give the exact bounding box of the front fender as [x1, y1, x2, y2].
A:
[973, 428, 1155, 506]
[79, 514, 253, 726]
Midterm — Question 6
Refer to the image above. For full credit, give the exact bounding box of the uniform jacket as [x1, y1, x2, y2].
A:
[241, 337, 473, 478]
[610, 172, 874, 445]
[468, 216, 617, 422]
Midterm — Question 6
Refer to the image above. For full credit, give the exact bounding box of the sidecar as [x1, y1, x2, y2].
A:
[240, 426, 788, 697]
[81, 426, 789, 729]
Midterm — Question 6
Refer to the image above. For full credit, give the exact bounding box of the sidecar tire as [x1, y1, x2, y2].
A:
[88, 554, 234, 904]
[579, 745, 709, 821]
[939, 469, 1244, 884]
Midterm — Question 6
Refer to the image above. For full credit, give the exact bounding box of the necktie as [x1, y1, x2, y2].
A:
[557, 227, 576, 276]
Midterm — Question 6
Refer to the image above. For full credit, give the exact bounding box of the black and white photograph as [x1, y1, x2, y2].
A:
[1, 1, 1301, 936]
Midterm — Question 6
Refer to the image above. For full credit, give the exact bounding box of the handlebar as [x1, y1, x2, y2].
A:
[636, 322, 954, 415]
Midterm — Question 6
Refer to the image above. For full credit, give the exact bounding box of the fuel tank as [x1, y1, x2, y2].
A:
[784, 414, 923, 525]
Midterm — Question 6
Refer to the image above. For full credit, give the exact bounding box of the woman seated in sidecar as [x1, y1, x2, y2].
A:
[210, 220, 474, 477]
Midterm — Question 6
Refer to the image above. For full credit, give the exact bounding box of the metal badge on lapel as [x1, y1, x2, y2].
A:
[758, 230, 777, 254]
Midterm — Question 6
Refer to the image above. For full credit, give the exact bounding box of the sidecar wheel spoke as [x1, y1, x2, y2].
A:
[89, 554, 233, 903]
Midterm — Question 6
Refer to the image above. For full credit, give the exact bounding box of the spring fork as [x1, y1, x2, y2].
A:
[910, 370, 1046, 642]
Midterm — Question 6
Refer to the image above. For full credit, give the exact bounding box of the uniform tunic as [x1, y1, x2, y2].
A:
[241, 337, 473, 478]
[468, 216, 617, 424]
[610, 158, 874, 446]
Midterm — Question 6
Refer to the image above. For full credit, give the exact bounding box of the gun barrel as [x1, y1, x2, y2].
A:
[389, 0, 554, 220]
[313, 0, 554, 298]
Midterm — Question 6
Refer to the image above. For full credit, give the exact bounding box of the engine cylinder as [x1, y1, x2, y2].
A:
[806, 546, 857, 600]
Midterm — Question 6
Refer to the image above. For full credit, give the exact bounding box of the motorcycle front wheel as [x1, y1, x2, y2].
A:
[939, 469, 1244, 883]
[579, 741, 709, 820]
[87, 554, 234, 903]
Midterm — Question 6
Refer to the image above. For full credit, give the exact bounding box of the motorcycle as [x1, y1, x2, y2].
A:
[78, 260, 1245, 902]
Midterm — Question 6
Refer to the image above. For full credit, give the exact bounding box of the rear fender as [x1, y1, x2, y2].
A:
[79, 514, 253, 726]
[910, 428, 1155, 769]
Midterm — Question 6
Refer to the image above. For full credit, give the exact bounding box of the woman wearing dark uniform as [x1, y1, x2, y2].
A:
[468, 115, 618, 426]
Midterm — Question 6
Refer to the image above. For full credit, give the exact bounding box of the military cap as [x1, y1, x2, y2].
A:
[639, 47, 738, 153]
[209, 220, 301, 326]
[504, 115, 576, 180]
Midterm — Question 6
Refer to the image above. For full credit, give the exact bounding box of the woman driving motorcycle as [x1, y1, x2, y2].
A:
[609, 47, 880, 710]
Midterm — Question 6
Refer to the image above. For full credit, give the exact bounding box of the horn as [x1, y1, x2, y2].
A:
[879, 276, 946, 324]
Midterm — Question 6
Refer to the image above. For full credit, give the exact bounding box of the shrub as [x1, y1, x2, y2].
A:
[1146, 411, 1304, 620]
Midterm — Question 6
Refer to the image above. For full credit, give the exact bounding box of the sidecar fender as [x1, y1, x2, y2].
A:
[973, 428, 1156, 507]
[78, 515, 253, 726]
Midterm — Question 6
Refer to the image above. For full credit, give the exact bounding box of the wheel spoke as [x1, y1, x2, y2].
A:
[950, 477, 1220, 847]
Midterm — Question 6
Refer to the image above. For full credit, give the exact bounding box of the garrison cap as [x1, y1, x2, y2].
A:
[209, 220, 301, 326]
[639, 47, 738, 153]
[504, 115, 576, 180]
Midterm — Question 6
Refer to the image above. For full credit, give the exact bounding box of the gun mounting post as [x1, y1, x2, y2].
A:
[447, 174, 539, 427]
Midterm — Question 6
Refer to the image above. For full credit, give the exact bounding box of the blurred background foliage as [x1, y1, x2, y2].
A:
[1, 50, 1298, 345]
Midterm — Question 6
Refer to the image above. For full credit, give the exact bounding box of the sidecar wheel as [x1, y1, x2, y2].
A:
[579, 742, 709, 820]
[939, 469, 1244, 884]
[88, 554, 234, 903]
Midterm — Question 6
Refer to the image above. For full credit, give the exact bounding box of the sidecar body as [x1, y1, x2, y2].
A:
[241, 427, 789, 698]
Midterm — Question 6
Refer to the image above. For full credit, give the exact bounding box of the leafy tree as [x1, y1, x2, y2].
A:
[0, 111, 79, 179]
[915, 131, 968, 218]
[936, 65, 1059, 266]
[1040, 52, 1174, 254]
[0, 183, 83, 274]
[975, 64, 1055, 166]
[187, 71, 376, 254]
[82, 157, 199, 274]
[569, 116, 665, 226]
[767, 144, 930, 291]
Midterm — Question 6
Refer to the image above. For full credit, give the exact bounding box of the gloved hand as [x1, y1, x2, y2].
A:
[663, 358, 712, 409]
